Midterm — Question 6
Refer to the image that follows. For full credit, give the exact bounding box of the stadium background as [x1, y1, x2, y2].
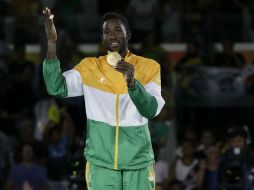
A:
[1, 0, 254, 189]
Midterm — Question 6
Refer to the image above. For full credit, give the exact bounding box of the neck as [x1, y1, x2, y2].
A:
[120, 48, 128, 58]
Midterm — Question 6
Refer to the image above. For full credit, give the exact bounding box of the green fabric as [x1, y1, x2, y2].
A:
[42, 59, 68, 97]
[85, 119, 154, 170]
[128, 80, 158, 119]
[87, 162, 155, 190]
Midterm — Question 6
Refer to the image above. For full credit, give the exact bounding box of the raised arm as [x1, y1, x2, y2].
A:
[42, 8, 83, 98]
[43, 7, 57, 60]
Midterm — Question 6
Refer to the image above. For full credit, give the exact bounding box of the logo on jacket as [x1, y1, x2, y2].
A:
[98, 76, 105, 83]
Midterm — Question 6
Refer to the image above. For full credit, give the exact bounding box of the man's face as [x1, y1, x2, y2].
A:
[102, 19, 129, 55]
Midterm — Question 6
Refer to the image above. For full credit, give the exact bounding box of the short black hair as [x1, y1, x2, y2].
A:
[101, 12, 130, 31]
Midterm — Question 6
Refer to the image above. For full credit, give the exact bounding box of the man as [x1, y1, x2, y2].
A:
[6, 144, 48, 190]
[42, 7, 165, 190]
[218, 127, 254, 189]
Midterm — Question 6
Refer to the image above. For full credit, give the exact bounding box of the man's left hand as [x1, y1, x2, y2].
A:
[115, 60, 135, 87]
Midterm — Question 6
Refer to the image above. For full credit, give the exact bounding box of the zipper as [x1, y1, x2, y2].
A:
[114, 94, 120, 170]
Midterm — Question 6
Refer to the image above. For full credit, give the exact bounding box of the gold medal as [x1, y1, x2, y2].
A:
[107, 51, 122, 66]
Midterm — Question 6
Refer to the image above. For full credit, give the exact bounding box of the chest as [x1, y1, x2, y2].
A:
[82, 61, 149, 94]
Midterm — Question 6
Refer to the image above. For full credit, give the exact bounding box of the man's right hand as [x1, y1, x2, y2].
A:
[43, 7, 57, 42]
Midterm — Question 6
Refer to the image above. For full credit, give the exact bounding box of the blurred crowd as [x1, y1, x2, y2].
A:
[153, 125, 254, 190]
[1, 0, 254, 43]
[1, 0, 254, 190]
[0, 40, 87, 189]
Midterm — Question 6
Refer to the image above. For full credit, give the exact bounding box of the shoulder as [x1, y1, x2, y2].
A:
[132, 54, 160, 68]
[74, 56, 102, 71]
[76, 57, 99, 66]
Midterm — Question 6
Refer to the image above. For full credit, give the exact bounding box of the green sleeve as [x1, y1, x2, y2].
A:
[42, 59, 68, 97]
[128, 80, 158, 119]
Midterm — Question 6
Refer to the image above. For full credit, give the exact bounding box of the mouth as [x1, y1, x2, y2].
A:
[109, 41, 120, 50]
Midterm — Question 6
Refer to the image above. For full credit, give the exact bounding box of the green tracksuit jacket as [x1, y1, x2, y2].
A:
[43, 51, 165, 170]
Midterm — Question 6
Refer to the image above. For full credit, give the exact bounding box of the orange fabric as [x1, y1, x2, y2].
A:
[74, 52, 161, 94]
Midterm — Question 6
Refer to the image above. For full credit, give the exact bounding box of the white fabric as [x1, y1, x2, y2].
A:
[63, 69, 84, 97]
[144, 82, 165, 116]
[84, 85, 148, 127]
[63, 71, 164, 126]
[175, 159, 198, 182]
[119, 93, 148, 126]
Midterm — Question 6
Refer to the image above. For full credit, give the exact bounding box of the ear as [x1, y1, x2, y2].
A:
[127, 31, 131, 41]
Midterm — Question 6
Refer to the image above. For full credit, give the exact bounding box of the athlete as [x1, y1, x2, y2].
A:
[42, 7, 165, 190]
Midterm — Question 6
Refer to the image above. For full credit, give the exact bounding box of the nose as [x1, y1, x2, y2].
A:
[108, 31, 117, 39]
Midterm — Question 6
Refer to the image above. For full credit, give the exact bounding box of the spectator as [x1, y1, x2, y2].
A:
[153, 143, 168, 189]
[196, 128, 216, 159]
[33, 87, 60, 141]
[218, 126, 254, 189]
[196, 145, 221, 190]
[6, 143, 48, 190]
[214, 38, 246, 68]
[45, 124, 70, 190]
[13, 118, 46, 165]
[175, 128, 198, 158]
[168, 139, 201, 190]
